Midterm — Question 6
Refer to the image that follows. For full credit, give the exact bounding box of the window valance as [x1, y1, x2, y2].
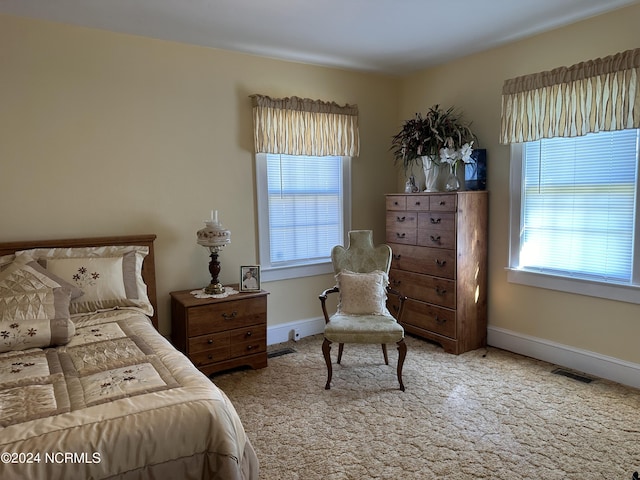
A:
[250, 94, 360, 157]
[500, 48, 640, 144]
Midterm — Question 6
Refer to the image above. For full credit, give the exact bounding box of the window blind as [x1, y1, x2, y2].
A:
[267, 154, 343, 266]
[521, 129, 639, 282]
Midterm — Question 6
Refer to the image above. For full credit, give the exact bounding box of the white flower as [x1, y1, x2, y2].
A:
[439, 147, 458, 165]
[460, 142, 474, 163]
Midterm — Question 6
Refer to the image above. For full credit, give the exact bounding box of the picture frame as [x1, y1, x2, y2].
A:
[240, 265, 261, 291]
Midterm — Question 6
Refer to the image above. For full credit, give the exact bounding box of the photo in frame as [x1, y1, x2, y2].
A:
[240, 265, 261, 291]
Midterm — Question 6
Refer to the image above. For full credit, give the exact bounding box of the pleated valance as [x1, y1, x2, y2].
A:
[250, 94, 360, 157]
[500, 48, 640, 144]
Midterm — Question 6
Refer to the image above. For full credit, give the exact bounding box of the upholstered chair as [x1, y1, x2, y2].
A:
[319, 230, 407, 391]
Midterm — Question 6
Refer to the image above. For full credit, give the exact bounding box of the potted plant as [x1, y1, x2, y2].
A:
[391, 105, 476, 191]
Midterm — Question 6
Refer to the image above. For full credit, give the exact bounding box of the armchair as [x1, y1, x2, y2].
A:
[319, 230, 407, 391]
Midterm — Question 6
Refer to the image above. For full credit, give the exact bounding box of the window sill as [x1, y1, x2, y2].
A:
[261, 262, 334, 282]
[506, 268, 640, 304]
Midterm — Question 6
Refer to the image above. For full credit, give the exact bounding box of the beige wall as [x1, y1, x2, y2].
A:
[3, 5, 640, 366]
[399, 3, 640, 364]
[0, 14, 400, 336]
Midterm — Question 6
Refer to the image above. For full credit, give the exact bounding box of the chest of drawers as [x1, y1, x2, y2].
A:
[171, 287, 268, 376]
[385, 192, 488, 354]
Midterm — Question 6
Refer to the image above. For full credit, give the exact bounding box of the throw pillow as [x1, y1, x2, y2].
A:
[336, 270, 390, 315]
[0, 257, 76, 352]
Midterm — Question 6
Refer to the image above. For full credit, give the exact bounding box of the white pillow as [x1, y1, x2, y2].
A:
[16, 246, 153, 317]
[336, 270, 390, 316]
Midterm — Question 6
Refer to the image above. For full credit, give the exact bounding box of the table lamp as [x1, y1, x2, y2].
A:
[196, 210, 231, 294]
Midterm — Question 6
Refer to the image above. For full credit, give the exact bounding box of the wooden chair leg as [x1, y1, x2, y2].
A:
[397, 339, 407, 391]
[337, 343, 345, 364]
[322, 338, 333, 390]
[381, 344, 389, 365]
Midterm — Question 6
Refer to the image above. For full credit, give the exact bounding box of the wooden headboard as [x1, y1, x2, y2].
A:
[0, 234, 159, 329]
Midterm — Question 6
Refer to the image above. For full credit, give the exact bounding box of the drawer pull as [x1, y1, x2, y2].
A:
[430, 235, 441, 243]
[207, 339, 214, 344]
[207, 354, 213, 360]
[246, 331, 252, 337]
[435, 259, 447, 267]
[430, 218, 441, 224]
[394, 201, 399, 205]
[414, 201, 421, 206]
[393, 254, 402, 260]
[391, 279, 401, 287]
[222, 311, 238, 320]
[395, 232, 406, 239]
[247, 345, 254, 351]
[435, 286, 447, 296]
[439, 200, 446, 206]
[435, 316, 447, 325]
[396, 216, 406, 222]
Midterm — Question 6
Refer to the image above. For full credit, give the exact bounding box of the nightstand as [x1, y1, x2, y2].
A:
[170, 286, 268, 376]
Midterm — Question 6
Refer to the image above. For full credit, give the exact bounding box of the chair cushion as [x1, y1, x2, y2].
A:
[324, 313, 404, 344]
[336, 270, 389, 315]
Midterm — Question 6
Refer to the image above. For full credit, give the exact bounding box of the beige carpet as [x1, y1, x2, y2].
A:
[214, 334, 640, 479]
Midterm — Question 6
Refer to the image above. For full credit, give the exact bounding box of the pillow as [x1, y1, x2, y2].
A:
[0, 256, 76, 352]
[16, 246, 153, 317]
[336, 270, 390, 316]
[0, 254, 14, 272]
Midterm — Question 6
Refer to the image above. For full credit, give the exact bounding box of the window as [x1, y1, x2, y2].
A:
[508, 129, 640, 303]
[256, 153, 351, 281]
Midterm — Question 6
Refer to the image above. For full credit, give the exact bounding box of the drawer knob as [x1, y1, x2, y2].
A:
[208, 354, 213, 360]
[222, 311, 238, 320]
[395, 232, 406, 238]
[246, 331, 252, 337]
[396, 216, 406, 222]
[430, 235, 441, 243]
[435, 259, 447, 267]
[435, 286, 447, 296]
[247, 345, 254, 351]
[207, 339, 214, 344]
[430, 218, 441, 224]
[394, 201, 399, 205]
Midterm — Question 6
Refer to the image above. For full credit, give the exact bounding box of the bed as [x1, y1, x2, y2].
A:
[0, 234, 258, 480]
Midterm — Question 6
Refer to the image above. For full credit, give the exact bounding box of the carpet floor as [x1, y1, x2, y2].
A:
[213, 334, 640, 479]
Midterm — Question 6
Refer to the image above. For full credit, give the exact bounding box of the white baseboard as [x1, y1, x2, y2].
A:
[267, 317, 325, 345]
[488, 326, 640, 389]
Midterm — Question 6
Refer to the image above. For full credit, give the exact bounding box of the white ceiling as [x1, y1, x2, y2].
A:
[0, 0, 637, 75]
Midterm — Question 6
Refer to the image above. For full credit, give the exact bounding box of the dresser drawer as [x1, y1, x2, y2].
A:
[418, 212, 455, 232]
[390, 243, 455, 279]
[389, 268, 455, 308]
[386, 211, 417, 244]
[417, 227, 455, 249]
[187, 297, 267, 336]
[405, 195, 431, 211]
[429, 194, 457, 212]
[402, 299, 456, 339]
[386, 195, 407, 210]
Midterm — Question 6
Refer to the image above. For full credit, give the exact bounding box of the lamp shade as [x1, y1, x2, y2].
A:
[197, 220, 231, 248]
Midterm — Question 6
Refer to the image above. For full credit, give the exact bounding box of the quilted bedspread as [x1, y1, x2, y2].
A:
[0, 310, 258, 480]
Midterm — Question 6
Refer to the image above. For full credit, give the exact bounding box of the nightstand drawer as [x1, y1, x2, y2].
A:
[190, 345, 231, 367]
[187, 297, 267, 336]
[189, 331, 229, 354]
